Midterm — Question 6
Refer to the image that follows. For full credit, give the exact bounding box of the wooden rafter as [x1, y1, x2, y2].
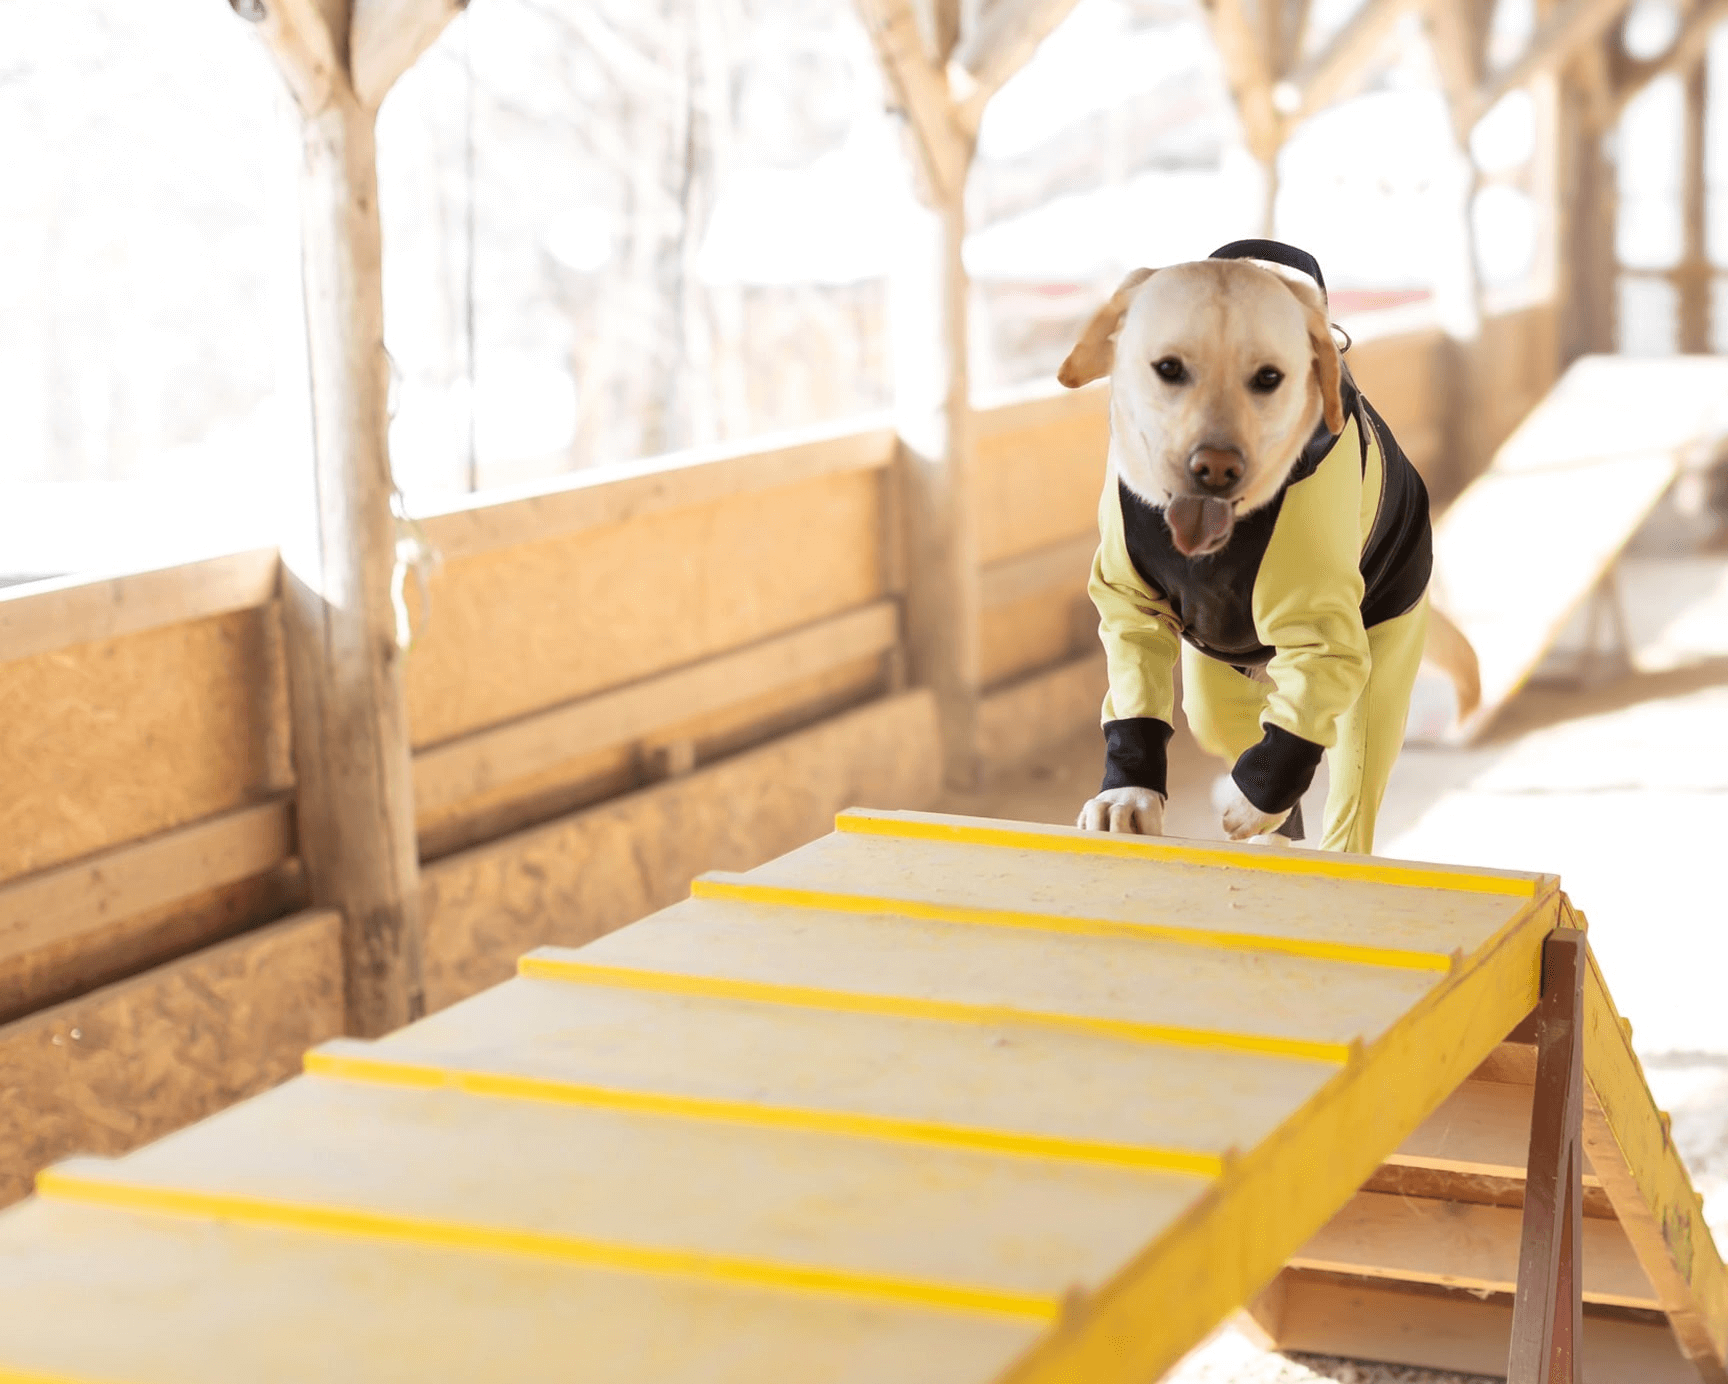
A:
[246, 0, 462, 112]
[1609, 0, 1728, 120]
[1472, 0, 1636, 123]
[1291, 0, 1417, 118]
[351, 0, 468, 108]
[950, 0, 1084, 133]
[855, 0, 970, 200]
[1278, 0, 1315, 76]
[1424, 0, 1495, 139]
[249, 0, 343, 114]
[1204, 0, 1283, 159]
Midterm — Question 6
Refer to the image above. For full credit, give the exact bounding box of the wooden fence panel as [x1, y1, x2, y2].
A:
[404, 468, 888, 749]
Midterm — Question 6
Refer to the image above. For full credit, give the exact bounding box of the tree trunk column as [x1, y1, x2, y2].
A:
[1555, 67, 1617, 362]
[891, 187, 981, 788]
[281, 91, 426, 1037]
[1678, 60, 1710, 355]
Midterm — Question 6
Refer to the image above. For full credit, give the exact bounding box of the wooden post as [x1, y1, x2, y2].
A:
[1678, 58, 1709, 354]
[889, 185, 982, 786]
[858, 0, 1078, 787]
[1507, 928, 1586, 1384]
[241, 0, 463, 1036]
[1555, 42, 1619, 361]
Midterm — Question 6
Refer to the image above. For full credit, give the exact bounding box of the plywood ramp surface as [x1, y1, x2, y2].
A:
[1435, 354, 1728, 741]
[0, 810, 1717, 1383]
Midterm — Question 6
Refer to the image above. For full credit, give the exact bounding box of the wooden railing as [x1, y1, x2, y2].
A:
[0, 300, 1559, 1204]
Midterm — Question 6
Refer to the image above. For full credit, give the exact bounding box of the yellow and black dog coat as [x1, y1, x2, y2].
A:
[1089, 239, 1432, 853]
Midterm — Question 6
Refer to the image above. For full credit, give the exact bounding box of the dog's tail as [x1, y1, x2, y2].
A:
[1424, 603, 1481, 722]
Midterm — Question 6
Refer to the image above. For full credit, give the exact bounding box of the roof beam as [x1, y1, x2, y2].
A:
[856, 0, 971, 200]
[950, 0, 1084, 133]
[1205, 0, 1284, 159]
[351, 0, 466, 109]
[1609, 0, 1728, 120]
[1291, 0, 1417, 119]
[247, 0, 344, 115]
[1471, 0, 1636, 124]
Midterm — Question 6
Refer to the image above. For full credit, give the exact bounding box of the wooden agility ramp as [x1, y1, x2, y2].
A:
[1435, 354, 1728, 741]
[0, 809, 1721, 1383]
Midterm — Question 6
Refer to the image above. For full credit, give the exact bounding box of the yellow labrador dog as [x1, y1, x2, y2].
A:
[1063, 240, 1477, 853]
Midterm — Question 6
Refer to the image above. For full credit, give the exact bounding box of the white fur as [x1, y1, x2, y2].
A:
[1076, 787, 1165, 836]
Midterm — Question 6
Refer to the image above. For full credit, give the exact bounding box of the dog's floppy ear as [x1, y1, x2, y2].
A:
[1272, 271, 1345, 434]
[1057, 267, 1155, 388]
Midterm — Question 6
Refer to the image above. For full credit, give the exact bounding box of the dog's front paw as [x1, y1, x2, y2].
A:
[1077, 787, 1166, 835]
[1220, 784, 1290, 841]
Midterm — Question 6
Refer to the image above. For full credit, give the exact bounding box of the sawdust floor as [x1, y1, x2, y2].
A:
[936, 550, 1728, 1384]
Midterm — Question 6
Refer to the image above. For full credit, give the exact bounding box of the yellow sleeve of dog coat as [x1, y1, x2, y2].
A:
[1091, 476, 1182, 725]
[1251, 416, 1371, 749]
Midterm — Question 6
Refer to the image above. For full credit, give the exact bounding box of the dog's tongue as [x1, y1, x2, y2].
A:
[1165, 497, 1235, 556]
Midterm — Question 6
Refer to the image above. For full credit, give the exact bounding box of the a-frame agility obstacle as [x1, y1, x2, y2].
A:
[0, 809, 1720, 1383]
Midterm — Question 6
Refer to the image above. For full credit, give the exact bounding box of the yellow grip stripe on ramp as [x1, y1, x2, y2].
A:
[691, 876, 1457, 974]
[33, 1170, 1061, 1324]
[516, 955, 1357, 1064]
[836, 811, 1543, 898]
[303, 1049, 1227, 1177]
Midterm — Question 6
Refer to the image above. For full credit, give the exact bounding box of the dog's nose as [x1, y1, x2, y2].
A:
[1188, 447, 1243, 493]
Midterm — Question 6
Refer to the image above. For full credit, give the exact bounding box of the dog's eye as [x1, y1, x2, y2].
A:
[1250, 366, 1284, 392]
[1153, 357, 1187, 384]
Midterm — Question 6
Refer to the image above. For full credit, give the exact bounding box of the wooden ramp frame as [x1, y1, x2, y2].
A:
[1435, 354, 1728, 742]
[0, 809, 1721, 1383]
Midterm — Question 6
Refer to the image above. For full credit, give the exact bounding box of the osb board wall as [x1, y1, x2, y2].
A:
[418, 689, 941, 1011]
[981, 588, 1092, 689]
[0, 860, 307, 1028]
[1470, 302, 1561, 484]
[413, 651, 889, 862]
[404, 467, 886, 749]
[975, 388, 1109, 566]
[0, 908, 343, 1208]
[1348, 327, 1450, 491]
[0, 606, 293, 884]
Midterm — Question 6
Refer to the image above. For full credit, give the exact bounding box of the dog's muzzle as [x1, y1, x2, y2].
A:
[1187, 445, 1244, 495]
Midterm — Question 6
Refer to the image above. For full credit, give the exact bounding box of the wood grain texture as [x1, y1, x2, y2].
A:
[418, 690, 941, 1012]
[412, 603, 898, 817]
[0, 606, 293, 884]
[974, 388, 1107, 566]
[349, 0, 462, 108]
[0, 549, 279, 664]
[416, 422, 895, 565]
[1269, 1270, 1700, 1383]
[1581, 946, 1728, 1381]
[415, 654, 889, 864]
[980, 589, 1090, 688]
[1346, 327, 1449, 487]
[278, 88, 425, 1037]
[405, 468, 885, 749]
[1291, 1190, 1655, 1308]
[0, 861, 307, 1028]
[979, 655, 1105, 767]
[0, 909, 343, 1208]
[0, 800, 294, 995]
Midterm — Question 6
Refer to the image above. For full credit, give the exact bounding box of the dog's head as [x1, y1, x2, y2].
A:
[1057, 259, 1344, 558]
